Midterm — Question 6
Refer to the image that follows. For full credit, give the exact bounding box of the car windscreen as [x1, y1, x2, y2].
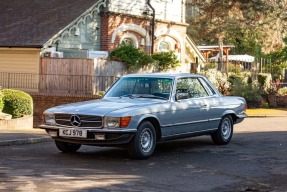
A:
[104, 77, 173, 100]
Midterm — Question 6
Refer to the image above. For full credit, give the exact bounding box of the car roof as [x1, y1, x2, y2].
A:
[122, 73, 204, 79]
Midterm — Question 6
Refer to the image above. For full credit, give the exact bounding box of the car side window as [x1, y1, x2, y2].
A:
[198, 78, 216, 96]
[176, 78, 209, 99]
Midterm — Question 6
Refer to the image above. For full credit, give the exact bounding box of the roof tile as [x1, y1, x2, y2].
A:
[0, 0, 101, 47]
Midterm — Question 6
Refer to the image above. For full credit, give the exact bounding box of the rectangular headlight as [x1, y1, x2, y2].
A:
[45, 114, 56, 125]
[104, 117, 120, 128]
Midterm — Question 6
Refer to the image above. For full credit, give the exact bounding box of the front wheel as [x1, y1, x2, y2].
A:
[211, 115, 233, 145]
[55, 140, 81, 153]
[128, 121, 156, 159]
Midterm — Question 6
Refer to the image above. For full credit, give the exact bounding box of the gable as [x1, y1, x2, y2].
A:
[0, 0, 101, 47]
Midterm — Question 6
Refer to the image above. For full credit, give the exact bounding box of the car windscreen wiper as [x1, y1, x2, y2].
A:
[136, 94, 168, 100]
[120, 94, 167, 100]
[119, 94, 134, 98]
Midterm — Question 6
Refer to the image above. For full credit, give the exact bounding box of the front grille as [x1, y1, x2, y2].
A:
[54, 113, 103, 128]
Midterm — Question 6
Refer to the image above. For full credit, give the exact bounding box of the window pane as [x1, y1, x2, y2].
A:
[122, 38, 134, 46]
[159, 41, 170, 52]
[176, 78, 208, 98]
[198, 78, 216, 96]
[105, 77, 172, 99]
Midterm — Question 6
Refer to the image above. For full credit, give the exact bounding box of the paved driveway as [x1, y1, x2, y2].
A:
[0, 117, 286, 192]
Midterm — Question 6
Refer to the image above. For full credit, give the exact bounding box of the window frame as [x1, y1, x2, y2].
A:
[175, 77, 211, 100]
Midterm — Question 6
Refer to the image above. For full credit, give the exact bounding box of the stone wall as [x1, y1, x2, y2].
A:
[30, 93, 101, 127]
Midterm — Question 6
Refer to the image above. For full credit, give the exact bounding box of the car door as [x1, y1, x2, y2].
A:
[198, 77, 223, 129]
[171, 77, 214, 135]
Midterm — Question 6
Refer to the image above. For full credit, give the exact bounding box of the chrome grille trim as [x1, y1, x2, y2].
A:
[54, 114, 103, 128]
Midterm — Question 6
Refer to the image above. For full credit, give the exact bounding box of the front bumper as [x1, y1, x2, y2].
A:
[39, 125, 137, 145]
[235, 112, 248, 124]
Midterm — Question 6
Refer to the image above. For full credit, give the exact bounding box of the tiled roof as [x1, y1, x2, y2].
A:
[0, 0, 101, 47]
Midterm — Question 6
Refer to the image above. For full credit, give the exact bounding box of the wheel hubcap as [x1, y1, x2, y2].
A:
[222, 118, 231, 140]
[140, 128, 153, 153]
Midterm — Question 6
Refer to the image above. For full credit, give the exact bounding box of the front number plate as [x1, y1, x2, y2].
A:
[59, 129, 87, 138]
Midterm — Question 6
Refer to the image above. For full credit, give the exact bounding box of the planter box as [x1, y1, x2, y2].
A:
[0, 115, 33, 130]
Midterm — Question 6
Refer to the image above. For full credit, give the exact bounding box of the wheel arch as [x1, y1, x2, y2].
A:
[222, 110, 237, 124]
[141, 117, 162, 142]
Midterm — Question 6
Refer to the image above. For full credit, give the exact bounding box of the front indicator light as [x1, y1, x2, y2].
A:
[120, 116, 131, 128]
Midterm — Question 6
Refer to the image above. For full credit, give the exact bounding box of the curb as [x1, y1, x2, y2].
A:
[247, 115, 287, 118]
[0, 136, 52, 147]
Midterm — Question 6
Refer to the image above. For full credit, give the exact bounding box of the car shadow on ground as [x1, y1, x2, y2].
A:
[61, 136, 216, 160]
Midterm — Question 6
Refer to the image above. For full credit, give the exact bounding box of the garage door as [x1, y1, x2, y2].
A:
[0, 48, 40, 91]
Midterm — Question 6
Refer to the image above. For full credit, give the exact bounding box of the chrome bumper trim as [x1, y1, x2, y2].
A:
[39, 125, 137, 133]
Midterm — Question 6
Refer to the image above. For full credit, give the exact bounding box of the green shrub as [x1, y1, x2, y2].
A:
[228, 73, 244, 87]
[2, 89, 33, 118]
[262, 102, 269, 109]
[151, 51, 180, 71]
[203, 62, 217, 70]
[257, 73, 272, 92]
[243, 83, 262, 106]
[227, 64, 241, 74]
[229, 76, 244, 96]
[230, 78, 263, 108]
[109, 43, 153, 71]
[0, 90, 4, 111]
[277, 87, 287, 96]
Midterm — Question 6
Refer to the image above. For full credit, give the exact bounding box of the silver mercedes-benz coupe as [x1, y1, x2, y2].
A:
[40, 73, 247, 159]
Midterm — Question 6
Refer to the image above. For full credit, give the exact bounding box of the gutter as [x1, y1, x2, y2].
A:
[147, 0, 155, 54]
[0, 45, 42, 49]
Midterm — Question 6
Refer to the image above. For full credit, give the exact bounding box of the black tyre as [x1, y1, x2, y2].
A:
[128, 121, 156, 159]
[55, 140, 81, 153]
[211, 115, 233, 145]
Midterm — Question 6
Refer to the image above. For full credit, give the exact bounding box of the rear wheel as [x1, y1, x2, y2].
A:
[128, 121, 156, 159]
[211, 115, 233, 145]
[55, 140, 81, 153]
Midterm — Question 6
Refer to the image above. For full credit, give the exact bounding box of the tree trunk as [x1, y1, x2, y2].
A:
[217, 36, 225, 72]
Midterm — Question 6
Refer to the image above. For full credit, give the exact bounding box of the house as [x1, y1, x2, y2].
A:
[0, 0, 205, 92]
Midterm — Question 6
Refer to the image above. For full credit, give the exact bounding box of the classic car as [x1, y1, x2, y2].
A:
[40, 73, 247, 159]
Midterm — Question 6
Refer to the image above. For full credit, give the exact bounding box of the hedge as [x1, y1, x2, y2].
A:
[2, 89, 33, 118]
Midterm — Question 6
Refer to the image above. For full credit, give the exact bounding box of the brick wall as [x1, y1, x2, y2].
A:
[100, 12, 188, 59]
[30, 93, 101, 127]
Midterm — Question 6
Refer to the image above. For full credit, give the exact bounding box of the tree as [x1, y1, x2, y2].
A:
[263, 38, 287, 80]
[186, 0, 287, 69]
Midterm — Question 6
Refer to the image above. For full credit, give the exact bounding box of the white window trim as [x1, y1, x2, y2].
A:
[120, 33, 139, 48]
[111, 24, 151, 46]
